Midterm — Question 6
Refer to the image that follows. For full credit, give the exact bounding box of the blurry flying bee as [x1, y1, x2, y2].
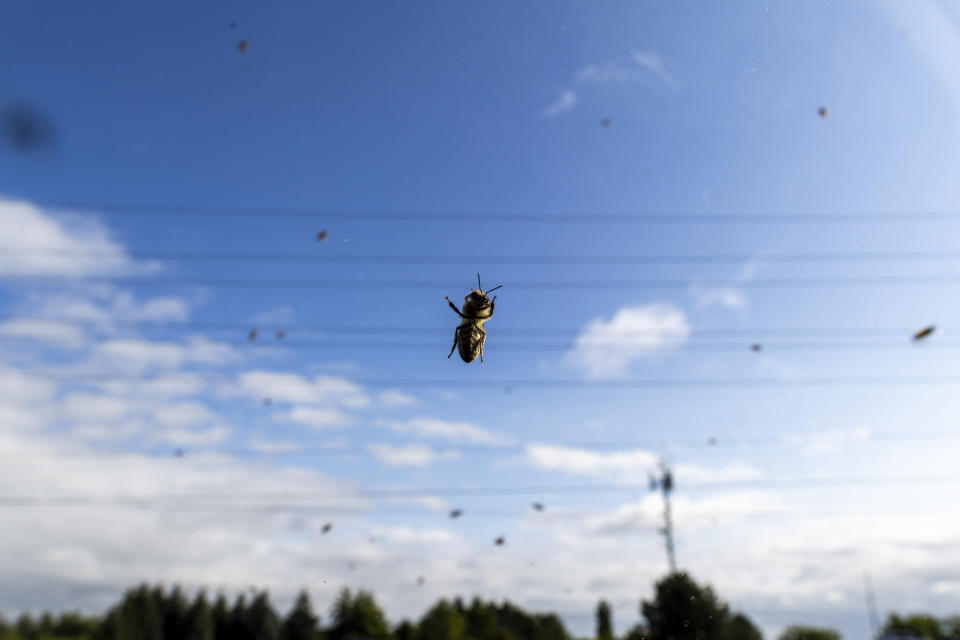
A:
[913, 325, 936, 341]
[237, 39, 249, 53]
[750, 343, 762, 352]
[316, 230, 329, 242]
[445, 274, 502, 363]
[321, 523, 333, 534]
[416, 576, 425, 585]
[275, 329, 286, 339]
[449, 509, 463, 518]
[494, 536, 505, 546]
[818, 106, 829, 118]
[248, 329, 258, 341]
[532, 503, 544, 512]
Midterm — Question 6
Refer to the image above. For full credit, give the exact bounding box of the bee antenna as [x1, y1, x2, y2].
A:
[485, 285, 503, 294]
[477, 273, 482, 291]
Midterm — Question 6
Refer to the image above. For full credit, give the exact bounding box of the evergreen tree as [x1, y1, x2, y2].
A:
[641, 573, 729, 640]
[722, 613, 763, 640]
[464, 599, 498, 640]
[395, 621, 417, 640]
[415, 600, 465, 640]
[211, 594, 231, 640]
[327, 589, 391, 640]
[186, 592, 215, 640]
[281, 590, 319, 640]
[777, 626, 840, 640]
[246, 592, 281, 640]
[15, 614, 36, 640]
[882, 615, 943, 640]
[116, 584, 164, 640]
[230, 594, 251, 640]
[162, 585, 191, 640]
[597, 601, 614, 640]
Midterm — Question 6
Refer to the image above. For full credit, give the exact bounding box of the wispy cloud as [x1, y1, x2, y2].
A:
[690, 286, 746, 310]
[378, 417, 511, 445]
[543, 90, 578, 116]
[566, 304, 690, 378]
[367, 443, 460, 467]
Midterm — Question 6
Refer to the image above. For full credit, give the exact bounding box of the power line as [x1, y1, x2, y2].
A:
[0, 315, 948, 338]
[34, 199, 960, 224]
[0, 474, 957, 506]
[9, 246, 960, 265]
[5, 273, 960, 290]
[8, 369, 960, 389]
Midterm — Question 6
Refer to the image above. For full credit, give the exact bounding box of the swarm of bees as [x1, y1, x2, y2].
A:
[446, 274, 501, 363]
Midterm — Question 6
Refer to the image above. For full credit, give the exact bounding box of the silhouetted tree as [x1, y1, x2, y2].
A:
[395, 621, 417, 640]
[211, 594, 231, 640]
[326, 589, 391, 640]
[778, 626, 841, 640]
[415, 600, 465, 640]
[161, 585, 190, 640]
[281, 590, 318, 640]
[463, 598, 498, 640]
[597, 601, 614, 640]
[723, 613, 763, 640]
[641, 573, 729, 640]
[246, 592, 280, 640]
[186, 592, 214, 640]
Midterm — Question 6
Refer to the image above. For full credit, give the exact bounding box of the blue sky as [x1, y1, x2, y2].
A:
[3, 1, 960, 638]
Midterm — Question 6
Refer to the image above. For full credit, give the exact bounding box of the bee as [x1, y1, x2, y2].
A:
[445, 274, 502, 363]
[913, 325, 935, 341]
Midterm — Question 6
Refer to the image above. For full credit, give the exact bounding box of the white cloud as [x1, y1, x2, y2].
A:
[691, 286, 747, 310]
[379, 417, 511, 445]
[91, 336, 237, 371]
[152, 402, 219, 427]
[366, 444, 460, 467]
[154, 426, 232, 446]
[0, 319, 87, 347]
[543, 90, 578, 116]
[236, 371, 370, 408]
[575, 51, 675, 88]
[526, 444, 658, 481]
[247, 439, 303, 454]
[566, 304, 690, 378]
[0, 197, 146, 276]
[377, 389, 418, 408]
[629, 50, 676, 88]
[280, 406, 354, 430]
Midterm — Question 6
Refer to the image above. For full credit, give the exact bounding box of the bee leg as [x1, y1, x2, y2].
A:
[479, 332, 486, 363]
[445, 297, 467, 318]
[448, 326, 460, 358]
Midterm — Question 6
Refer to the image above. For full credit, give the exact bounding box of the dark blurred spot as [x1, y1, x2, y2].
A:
[707, 437, 717, 446]
[416, 576, 425, 585]
[275, 330, 286, 339]
[449, 509, 463, 518]
[0, 103, 57, 153]
[817, 106, 829, 118]
[913, 325, 935, 341]
[229, 21, 238, 30]
[321, 522, 333, 534]
[248, 329, 258, 341]
[750, 343, 762, 352]
[316, 230, 329, 242]
[263, 397, 272, 406]
[601, 117, 612, 127]
[237, 39, 249, 53]
[174, 448, 185, 458]
[532, 502, 544, 511]
[494, 536, 505, 546]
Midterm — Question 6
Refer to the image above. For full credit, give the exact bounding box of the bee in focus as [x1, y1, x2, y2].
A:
[445, 274, 502, 363]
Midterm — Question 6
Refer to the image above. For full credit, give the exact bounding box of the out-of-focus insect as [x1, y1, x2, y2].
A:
[416, 576, 425, 585]
[174, 448, 184, 458]
[532, 503, 544, 512]
[249, 329, 258, 341]
[449, 509, 463, 518]
[750, 343, 762, 352]
[818, 106, 829, 118]
[601, 117, 612, 127]
[237, 39, 249, 53]
[446, 274, 502, 363]
[321, 523, 332, 534]
[494, 536, 505, 546]
[913, 325, 936, 341]
[275, 330, 286, 339]
[316, 230, 328, 242]
[263, 397, 272, 406]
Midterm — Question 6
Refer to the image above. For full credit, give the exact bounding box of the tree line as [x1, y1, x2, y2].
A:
[1, 571, 944, 640]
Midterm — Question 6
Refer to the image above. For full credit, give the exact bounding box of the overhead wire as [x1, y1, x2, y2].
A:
[32, 198, 960, 224]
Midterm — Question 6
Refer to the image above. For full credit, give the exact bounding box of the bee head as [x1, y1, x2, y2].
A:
[466, 289, 488, 305]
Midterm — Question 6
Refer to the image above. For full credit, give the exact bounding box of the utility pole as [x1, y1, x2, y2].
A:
[649, 460, 677, 572]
